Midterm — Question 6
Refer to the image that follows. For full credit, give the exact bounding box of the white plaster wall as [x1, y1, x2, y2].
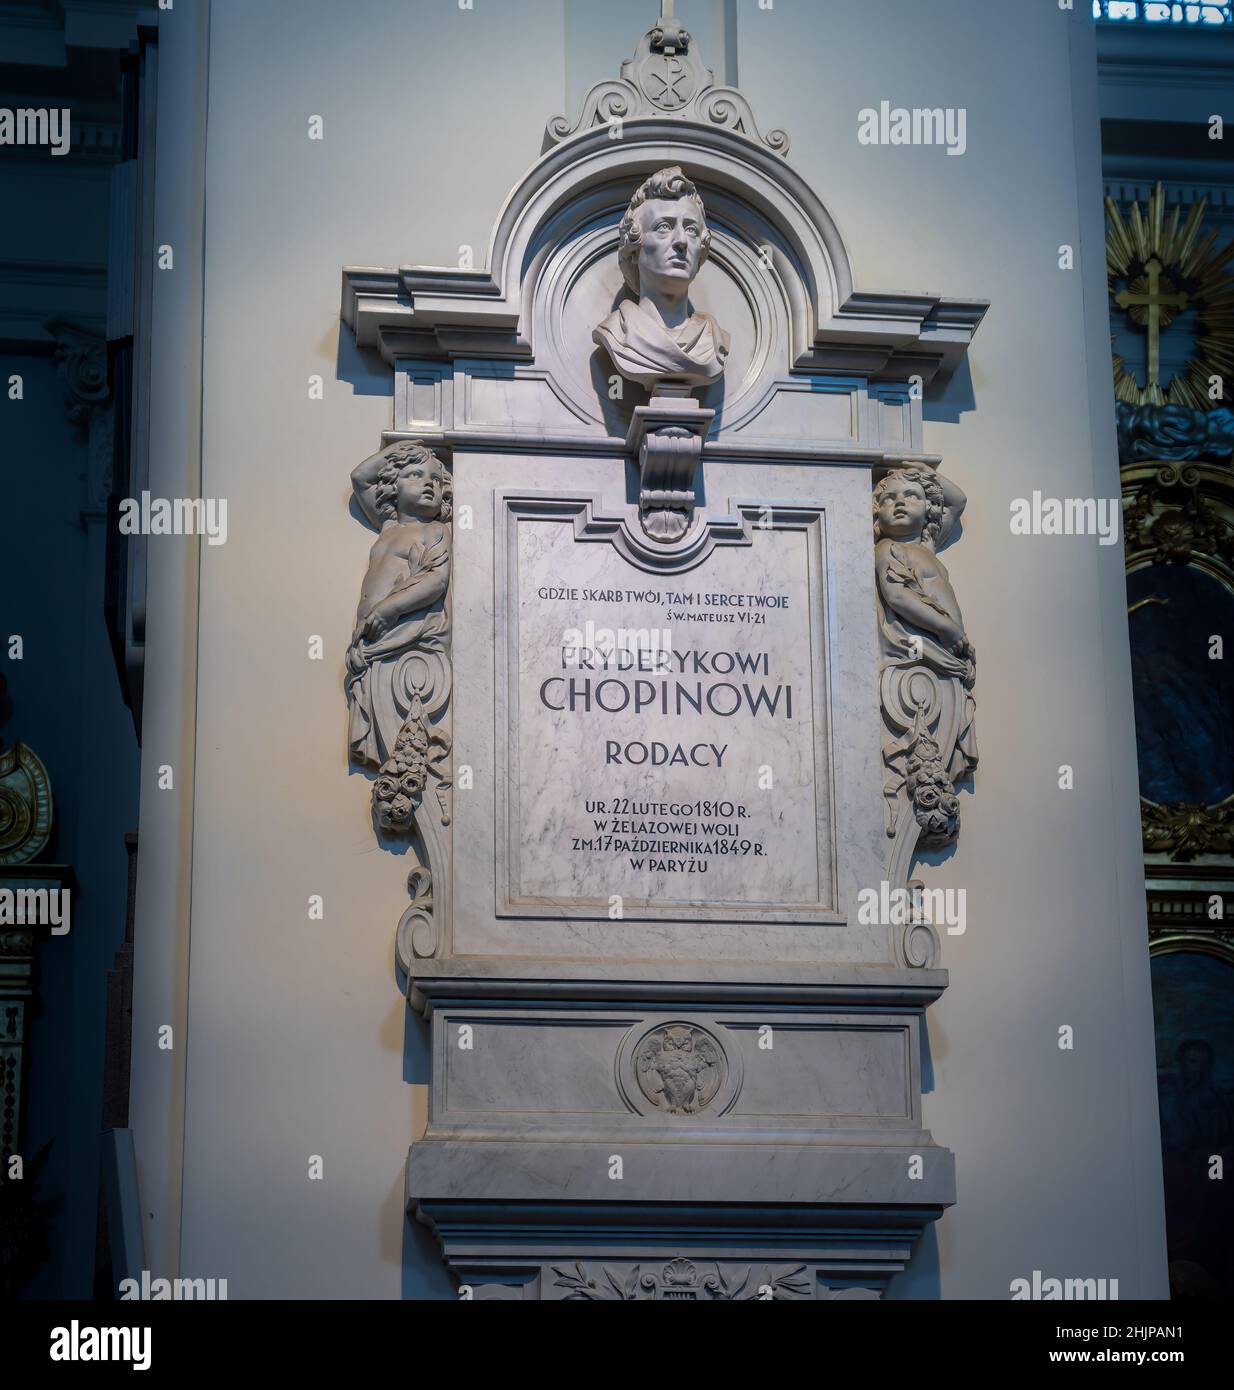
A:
[147, 0, 1167, 1297]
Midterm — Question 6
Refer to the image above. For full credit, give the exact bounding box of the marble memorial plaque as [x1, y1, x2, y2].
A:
[338, 14, 986, 1294]
[495, 496, 839, 923]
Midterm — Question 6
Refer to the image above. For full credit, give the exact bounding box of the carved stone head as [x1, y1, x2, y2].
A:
[374, 441, 452, 524]
[873, 467, 945, 547]
[617, 166, 713, 297]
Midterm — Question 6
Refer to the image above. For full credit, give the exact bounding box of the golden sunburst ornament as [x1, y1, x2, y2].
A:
[1106, 182, 1234, 408]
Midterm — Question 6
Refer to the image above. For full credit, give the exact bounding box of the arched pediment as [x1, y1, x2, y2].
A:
[343, 124, 985, 401]
[342, 15, 985, 457]
[419, 120, 852, 348]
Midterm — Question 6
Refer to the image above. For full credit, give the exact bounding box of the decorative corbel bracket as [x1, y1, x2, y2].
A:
[626, 393, 714, 542]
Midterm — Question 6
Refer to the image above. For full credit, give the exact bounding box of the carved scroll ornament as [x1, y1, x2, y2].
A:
[545, 18, 789, 155]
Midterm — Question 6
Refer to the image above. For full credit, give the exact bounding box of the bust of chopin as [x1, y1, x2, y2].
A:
[593, 166, 730, 393]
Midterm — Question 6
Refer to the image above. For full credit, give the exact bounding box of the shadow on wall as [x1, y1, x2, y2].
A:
[924, 356, 976, 426]
[335, 322, 390, 397]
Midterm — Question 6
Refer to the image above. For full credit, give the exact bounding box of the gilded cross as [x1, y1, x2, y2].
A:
[1115, 256, 1189, 394]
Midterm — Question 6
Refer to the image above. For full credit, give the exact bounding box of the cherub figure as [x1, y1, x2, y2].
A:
[345, 440, 452, 832]
[874, 467, 976, 844]
[874, 468, 974, 684]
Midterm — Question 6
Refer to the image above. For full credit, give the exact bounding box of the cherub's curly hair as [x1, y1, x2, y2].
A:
[617, 166, 712, 295]
[374, 440, 452, 522]
[873, 467, 945, 545]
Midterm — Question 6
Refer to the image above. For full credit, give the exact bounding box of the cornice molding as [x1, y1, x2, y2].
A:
[406, 957, 949, 1017]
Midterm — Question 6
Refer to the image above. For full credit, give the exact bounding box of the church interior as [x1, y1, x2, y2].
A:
[1, 0, 1231, 1332]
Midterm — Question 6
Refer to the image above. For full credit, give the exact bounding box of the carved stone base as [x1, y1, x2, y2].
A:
[410, 1148, 947, 1300]
[406, 960, 953, 1300]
